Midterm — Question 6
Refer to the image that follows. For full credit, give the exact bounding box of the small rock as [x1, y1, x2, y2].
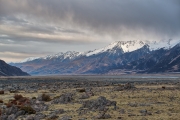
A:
[140, 109, 147, 114]
[6, 106, 19, 115]
[54, 109, 64, 114]
[61, 115, 72, 120]
[26, 115, 34, 120]
[140, 109, 152, 116]
[86, 91, 94, 96]
[129, 103, 138, 107]
[79, 93, 89, 99]
[15, 110, 25, 118]
[128, 113, 136, 117]
[119, 109, 125, 114]
[79, 118, 87, 120]
[154, 110, 161, 114]
[7, 114, 16, 120]
[141, 117, 148, 120]
[95, 112, 111, 119]
[0, 115, 8, 120]
[52, 93, 74, 104]
[34, 113, 46, 119]
[80, 96, 116, 111]
[47, 113, 59, 119]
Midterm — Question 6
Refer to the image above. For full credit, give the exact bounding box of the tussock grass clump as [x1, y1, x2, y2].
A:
[0, 90, 4, 94]
[5, 94, 30, 108]
[20, 106, 36, 114]
[53, 96, 60, 100]
[0, 99, 3, 103]
[76, 88, 86, 93]
[42, 93, 51, 102]
[32, 97, 36, 99]
[5, 101, 13, 108]
[9, 90, 18, 93]
[14, 94, 23, 100]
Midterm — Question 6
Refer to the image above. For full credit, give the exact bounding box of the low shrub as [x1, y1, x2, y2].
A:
[0, 100, 3, 103]
[9, 90, 18, 93]
[32, 97, 36, 99]
[5, 102, 13, 108]
[14, 94, 23, 100]
[41, 94, 51, 102]
[20, 106, 36, 114]
[53, 96, 60, 100]
[76, 88, 86, 93]
[10, 100, 17, 105]
[0, 91, 4, 94]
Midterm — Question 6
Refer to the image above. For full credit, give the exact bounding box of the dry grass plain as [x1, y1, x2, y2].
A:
[0, 76, 180, 120]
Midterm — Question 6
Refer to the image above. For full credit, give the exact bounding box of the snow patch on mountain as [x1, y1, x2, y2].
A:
[169, 54, 180, 64]
[85, 40, 146, 56]
[43, 51, 82, 60]
[20, 57, 40, 63]
[147, 39, 179, 50]
[118, 40, 146, 52]
[18, 51, 81, 63]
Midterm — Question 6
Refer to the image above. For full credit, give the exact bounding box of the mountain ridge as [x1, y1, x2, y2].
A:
[10, 40, 180, 75]
[0, 59, 29, 76]
[17, 40, 178, 64]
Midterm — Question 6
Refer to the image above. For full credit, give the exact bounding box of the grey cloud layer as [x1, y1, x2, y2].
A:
[0, 0, 180, 62]
[1, 0, 180, 38]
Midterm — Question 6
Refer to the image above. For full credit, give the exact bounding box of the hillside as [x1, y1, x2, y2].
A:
[0, 59, 29, 76]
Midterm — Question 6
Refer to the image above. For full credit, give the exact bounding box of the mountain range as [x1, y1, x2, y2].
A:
[10, 40, 180, 75]
[0, 59, 29, 76]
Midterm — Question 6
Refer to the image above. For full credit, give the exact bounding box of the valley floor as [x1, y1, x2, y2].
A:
[0, 76, 180, 120]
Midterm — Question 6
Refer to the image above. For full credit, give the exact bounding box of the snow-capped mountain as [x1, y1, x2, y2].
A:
[19, 51, 82, 63]
[19, 40, 146, 63]
[83, 39, 178, 57]
[84, 40, 146, 57]
[146, 39, 179, 50]
[18, 40, 179, 63]
[11, 40, 180, 75]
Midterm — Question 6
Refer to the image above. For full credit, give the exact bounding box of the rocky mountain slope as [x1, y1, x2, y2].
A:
[11, 40, 180, 75]
[113, 43, 180, 73]
[147, 43, 180, 73]
[0, 59, 29, 76]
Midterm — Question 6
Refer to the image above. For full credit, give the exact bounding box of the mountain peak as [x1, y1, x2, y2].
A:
[43, 51, 81, 60]
[113, 40, 146, 52]
[85, 40, 146, 56]
[84, 41, 123, 56]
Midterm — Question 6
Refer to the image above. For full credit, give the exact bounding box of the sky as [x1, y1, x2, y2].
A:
[0, 0, 180, 62]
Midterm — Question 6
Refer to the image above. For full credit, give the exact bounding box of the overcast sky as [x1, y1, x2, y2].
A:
[0, 0, 180, 62]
